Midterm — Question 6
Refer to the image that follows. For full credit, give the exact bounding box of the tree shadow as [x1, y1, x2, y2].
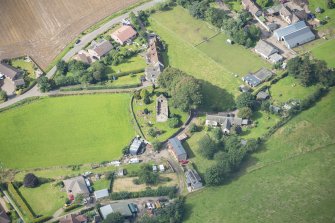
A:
[182, 141, 196, 159]
[198, 80, 236, 112]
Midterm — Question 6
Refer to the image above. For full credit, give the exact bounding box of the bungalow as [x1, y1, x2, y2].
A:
[0, 63, 25, 87]
[254, 40, 279, 59]
[87, 39, 113, 60]
[111, 25, 137, 45]
[63, 176, 90, 199]
[156, 94, 168, 122]
[168, 137, 187, 161]
[274, 21, 315, 49]
[59, 214, 87, 223]
[185, 168, 203, 191]
[206, 114, 247, 134]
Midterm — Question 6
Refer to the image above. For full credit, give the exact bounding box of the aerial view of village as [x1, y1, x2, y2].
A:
[0, 0, 334, 222]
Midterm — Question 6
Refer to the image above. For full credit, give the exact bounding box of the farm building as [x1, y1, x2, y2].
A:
[59, 214, 87, 223]
[242, 68, 273, 87]
[0, 63, 25, 87]
[256, 91, 270, 100]
[145, 36, 164, 84]
[94, 189, 109, 200]
[63, 176, 90, 198]
[88, 39, 113, 60]
[129, 137, 143, 155]
[100, 203, 133, 219]
[156, 94, 169, 122]
[269, 53, 284, 64]
[280, 5, 299, 24]
[242, 0, 262, 16]
[111, 25, 137, 45]
[0, 203, 10, 223]
[168, 137, 187, 161]
[254, 40, 279, 59]
[206, 114, 247, 134]
[185, 168, 203, 191]
[274, 21, 315, 49]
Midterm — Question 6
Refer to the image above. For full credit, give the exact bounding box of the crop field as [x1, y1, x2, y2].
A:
[184, 89, 335, 223]
[0, 94, 135, 169]
[0, 0, 141, 69]
[270, 76, 320, 104]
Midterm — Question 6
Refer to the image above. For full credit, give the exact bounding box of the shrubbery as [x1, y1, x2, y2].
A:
[8, 183, 35, 219]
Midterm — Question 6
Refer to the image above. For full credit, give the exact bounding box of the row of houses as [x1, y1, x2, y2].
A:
[74, 25, 138, 64]
[145, 35, 165, 84]
[206, 113, 249, 134]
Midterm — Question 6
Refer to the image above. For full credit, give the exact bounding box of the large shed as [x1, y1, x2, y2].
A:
[168, 137, 187, 161]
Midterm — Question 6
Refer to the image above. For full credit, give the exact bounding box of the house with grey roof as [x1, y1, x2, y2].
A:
[63, 176, 90, 198]
[100, 203, 133, 219]
[129, 137, 143, 155]
[168, 137, 187, 161]
[206, 114, 247, 134]
[280, 4, 299, 24]
[242, 68, 273, 87]
[274, 21, 315, 49]
[94, 189, 109, 200]
[0, 63, 25, 87]
[145, 36, 164, 84]
[254, 40, 279, 59]
[269, 53, 284, 64]
[88, 39, 113, 60]
[156, 94, 168, 122]
[256, 91, 270, 100]
[185, 168, 203, 191]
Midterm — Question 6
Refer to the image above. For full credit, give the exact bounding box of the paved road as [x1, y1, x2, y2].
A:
[0, 0, 162, 110]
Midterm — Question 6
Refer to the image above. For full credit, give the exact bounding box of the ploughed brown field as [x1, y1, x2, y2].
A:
[0, 0, 140, 69]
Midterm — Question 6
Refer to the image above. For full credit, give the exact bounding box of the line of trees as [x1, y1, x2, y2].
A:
[158, 67, 203, 111]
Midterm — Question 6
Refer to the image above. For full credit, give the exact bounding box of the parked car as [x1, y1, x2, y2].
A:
[75, 39, 81, 44]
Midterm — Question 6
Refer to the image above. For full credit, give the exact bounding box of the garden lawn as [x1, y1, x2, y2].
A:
[0, 94, 135, 169]
[19, 183, 65, 216]
[110, 73, 142, 87]
[133, 91, 188, 142]
[270, 76, 320, 104]
[11, 59, 35, 79]
[110, 54, 146, 73]
[308, 0, 335, 30]
[93, 179, 110, 191]
[310, 38, 335, 68]
[150, 7, 241, 110]
[184, 89, 335, 223]
[197, 33, 271, 75]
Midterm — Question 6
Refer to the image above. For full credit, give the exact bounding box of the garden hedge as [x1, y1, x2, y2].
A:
[8, 183, 35, 220]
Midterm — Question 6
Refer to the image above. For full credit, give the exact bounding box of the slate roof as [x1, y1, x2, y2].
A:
[206, 114, 243, 126]
[256, 91, 270, 100]
[242, 0, 261, 15]
[145, 64, 163, 84]
[129, 138, 142, 155]
[185, 168, 203, 190]
[89, 39, 113, 57]
[168, 137, 187, 158]
[255, 40, 278, 58]
[243, 74, 261, 86]
[63, 176, 89, 197]
[254, 68, 273, 81]
[94, 189, 109, 200]
[59, 214, 87, 223]
[14, 78, 25, 87]
[274, 20, 307, 39]
[283, 26, 315, 48]
[269, 53, 284, 64]
[0, 63, 21, 80]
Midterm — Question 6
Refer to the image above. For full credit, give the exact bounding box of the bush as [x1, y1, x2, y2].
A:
[111, 186, 177, 200]
[23, 173, 39, 188]
[0, 90, 7, 102]
[168, 117, 181, 128]
[32, 216, 52, 223]
[64, 204, 81, 212]
[237, 107, 253, 119]
[188, 123, 198, 133]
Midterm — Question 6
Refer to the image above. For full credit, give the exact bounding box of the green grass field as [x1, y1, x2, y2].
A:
[310, 38, 335, 68]
[184, 89, 335, 222]
[110, 73, 142, 87]
[197, 34, 270, 75]
[149, 7, 244, 110]
[19, 183, 65, 216]
[270, 76, 320, 104]
[0, 94, 135, 169]
[308, 0, 335, 30]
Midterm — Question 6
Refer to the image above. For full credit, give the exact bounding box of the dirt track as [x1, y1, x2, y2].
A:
[0, 0, 140, 69]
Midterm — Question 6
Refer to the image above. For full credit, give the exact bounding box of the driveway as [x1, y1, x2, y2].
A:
[1, 78, 16, 97]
